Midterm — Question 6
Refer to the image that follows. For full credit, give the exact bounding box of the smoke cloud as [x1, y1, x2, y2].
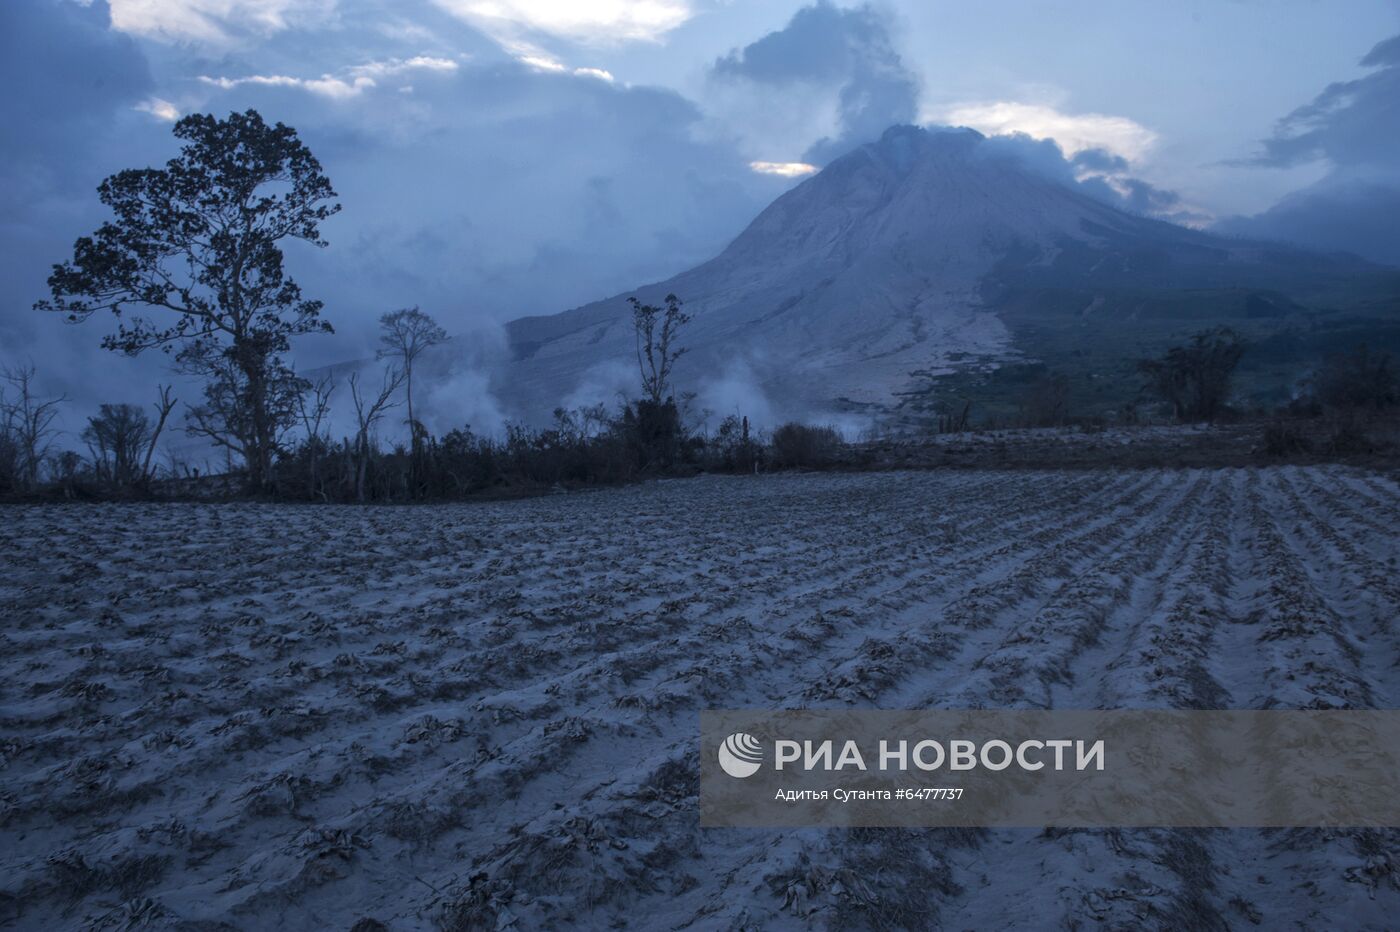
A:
[1217, 33, 1400, 265]
[709, 2, 920, 166]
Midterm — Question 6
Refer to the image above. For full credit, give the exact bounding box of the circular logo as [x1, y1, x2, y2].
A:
[718, 732, 763, 778]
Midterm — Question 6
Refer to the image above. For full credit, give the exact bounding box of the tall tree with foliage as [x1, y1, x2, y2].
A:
[624, 293, 692, 470]
[629, 293, 691, 405]
[35, 109, 340, 490]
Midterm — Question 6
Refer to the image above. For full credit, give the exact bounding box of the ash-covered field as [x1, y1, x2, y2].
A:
[3, 467, 1399, 930]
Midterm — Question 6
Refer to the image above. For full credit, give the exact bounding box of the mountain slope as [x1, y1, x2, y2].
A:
[496, 125, 1394, 423]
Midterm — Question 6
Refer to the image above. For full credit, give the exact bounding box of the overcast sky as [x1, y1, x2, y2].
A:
[3, 0, 1399, 423]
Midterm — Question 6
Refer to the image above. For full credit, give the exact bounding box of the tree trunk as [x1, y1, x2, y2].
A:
[405, 361, 419, 496]
[236, 344, 275, 494]
[405, 361, 415, 451]
[141, 388, 175, 486]
[355, 436, 368, 503]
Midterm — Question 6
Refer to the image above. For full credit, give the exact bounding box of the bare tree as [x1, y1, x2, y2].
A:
[141, 385, 177, 483]
[628, 293, 691, 404]
[377, 307, 447, 452]
[1, 364, 66, 491]
[349, 367, 405, 503]
[295, 374, 335, 499]
[83, 403, 151, 487]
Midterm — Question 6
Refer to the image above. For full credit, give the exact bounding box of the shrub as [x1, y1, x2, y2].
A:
[769, 423, 843, 469]
[1311, 346, 1397, 412]
[1261, 421, 1311, 456]
[618, 398, 689, 472]
[708, 414, 761, 472]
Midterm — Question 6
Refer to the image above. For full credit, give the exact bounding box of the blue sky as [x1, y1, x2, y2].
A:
[3, 0, 1399, 416]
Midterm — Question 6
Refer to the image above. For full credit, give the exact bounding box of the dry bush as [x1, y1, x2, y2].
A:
[769, 423, 843, 469]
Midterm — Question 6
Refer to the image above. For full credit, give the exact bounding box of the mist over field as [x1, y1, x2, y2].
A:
[2, 1, 1400, 929]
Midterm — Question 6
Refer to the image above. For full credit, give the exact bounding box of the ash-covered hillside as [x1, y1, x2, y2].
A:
[496, 125, 1397, 423]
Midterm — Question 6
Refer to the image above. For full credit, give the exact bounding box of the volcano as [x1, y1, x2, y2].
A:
[496, 125, 1394, 423]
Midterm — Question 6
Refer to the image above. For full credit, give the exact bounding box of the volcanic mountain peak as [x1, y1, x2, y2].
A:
[496, 125, 1380, 423]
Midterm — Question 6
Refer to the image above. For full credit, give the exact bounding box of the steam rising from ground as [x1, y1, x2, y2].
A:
[693, 359, 777, 431]
[561, 359, 636, 414]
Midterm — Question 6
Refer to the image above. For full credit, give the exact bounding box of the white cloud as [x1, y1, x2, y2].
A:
[134, 97, 181, 121]
[108, 0, 335, 43]
[509, 48, 614, 82]
[931, 101, 1159, 162]
[199, 56, 459, 100]
[349, 56, 461, 80]
[517, 53, 568, 73]
[200, 73, 371, 99]
[433, 0, 693, 45]
[749, 160, 817, 178]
